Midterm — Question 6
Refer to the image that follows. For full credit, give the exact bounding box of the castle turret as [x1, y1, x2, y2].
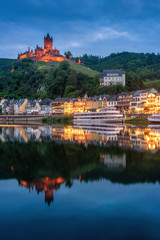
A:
[44, 33, 53, 51]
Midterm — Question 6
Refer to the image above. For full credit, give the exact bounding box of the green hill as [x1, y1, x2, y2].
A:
[1, 52, 160, 99]
[79, 52, 160, 77]
[0, 58, 99, 99]
[0, 58, 15, 75]
[36, 61, 97, 78]
[77, 52, 160, 90]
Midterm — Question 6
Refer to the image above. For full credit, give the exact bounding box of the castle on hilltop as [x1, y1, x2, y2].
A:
[18, 33, 66, 62]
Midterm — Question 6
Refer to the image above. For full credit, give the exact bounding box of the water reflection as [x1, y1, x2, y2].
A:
[20, 177, 65, 206]
[1, 125, 160, 239]
[100, 153, 126, 171]
[1, 124, 160, 153]
[1, 124, 160, 206]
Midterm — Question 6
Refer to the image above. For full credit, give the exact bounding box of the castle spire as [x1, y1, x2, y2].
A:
[44, 33, 53, 51]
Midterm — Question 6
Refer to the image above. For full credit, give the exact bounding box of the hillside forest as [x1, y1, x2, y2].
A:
[0, 51, 160, 99]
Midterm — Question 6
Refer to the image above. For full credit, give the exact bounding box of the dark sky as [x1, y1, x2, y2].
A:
[0, 0, 160, 58]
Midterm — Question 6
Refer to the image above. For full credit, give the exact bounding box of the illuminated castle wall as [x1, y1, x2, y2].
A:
[18, 33, 65, 62]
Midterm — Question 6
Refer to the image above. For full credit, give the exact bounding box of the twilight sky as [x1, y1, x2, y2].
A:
[0, 0, 160, 58]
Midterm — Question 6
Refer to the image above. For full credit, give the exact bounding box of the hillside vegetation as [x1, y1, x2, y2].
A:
[78, 52, 160, 77]
[76, 52, 160, 91]
[36, 61, 97, 77]
[0, 58, 15, 75]
[1, 52, 160, 99]
[0, 58, 99, 99]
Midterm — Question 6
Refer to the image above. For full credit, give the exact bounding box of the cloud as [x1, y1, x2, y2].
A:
[0, 44, 30, 58]
[68, 42, 81, 47]
[62, 25, 137, 51]
[89, 27, 135, 42]
[0, 0, 159, 59]
[0, 44, 29, 51]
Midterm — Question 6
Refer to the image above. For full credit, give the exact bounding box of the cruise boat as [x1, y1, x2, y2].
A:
[73, 108, 125, 125]
[148, 114, 160, 123]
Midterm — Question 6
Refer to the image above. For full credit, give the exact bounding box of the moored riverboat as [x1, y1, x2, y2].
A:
[73, 108, 125, 125]
[148, 114, 160, 123]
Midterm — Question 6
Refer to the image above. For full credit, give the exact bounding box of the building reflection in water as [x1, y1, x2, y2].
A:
[1, 125, 160, 153]
[18, 154, 127, 205]
[20, 177, 65, 206]
[118, 127, 160, 153]
[100, 154, 126, 171]
[3, 124, 160, 205]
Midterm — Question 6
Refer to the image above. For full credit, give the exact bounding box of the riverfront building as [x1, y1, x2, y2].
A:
[2, 88, 160, 116]
[99, 69, 126, 87]
[130, 88, 158, 113]
[117, 92, 134, 112]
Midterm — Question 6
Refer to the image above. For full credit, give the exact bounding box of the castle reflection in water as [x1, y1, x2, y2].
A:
[20, 177, 65, 206]
[2, 124, 160, 205]
[1, 124, 160, 153]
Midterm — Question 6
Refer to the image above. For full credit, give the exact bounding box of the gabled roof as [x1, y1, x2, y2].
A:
[133, 88, 158, 96]
[141, 88, 158, 94]
[52, 98, 70, 103]
[19, 99, 27, 105]
[2, 100, 10, 107]
[103, 69, 125, 74]
[107, 95, 118, 101]
[29, 100, 37, 107]
[133, 90, 144, 96]
[40, 99, 52, 105]
[118, 91, 134, 96]
[89, 96, 99, 101]
[99, 69, 125, 76]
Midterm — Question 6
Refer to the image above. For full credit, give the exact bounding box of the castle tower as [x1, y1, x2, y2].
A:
[44, 33, 53, 51]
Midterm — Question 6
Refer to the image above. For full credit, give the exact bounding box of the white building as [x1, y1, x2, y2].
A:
[99, 69, 125, 87]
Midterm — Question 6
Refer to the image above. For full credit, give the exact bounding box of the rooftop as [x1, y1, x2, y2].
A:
[103, 69, 125, 74]
[99, 69, 125, 77]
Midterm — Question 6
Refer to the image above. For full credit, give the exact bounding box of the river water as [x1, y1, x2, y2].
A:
[0, 124, 160, 240]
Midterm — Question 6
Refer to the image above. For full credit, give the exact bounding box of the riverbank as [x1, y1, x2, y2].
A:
[0, 115, 43, 124]
[0, 114, 150, 126]
[42, 115, 73, 125]
[44, 116, 149, 126]
[125, 117, 149, 125]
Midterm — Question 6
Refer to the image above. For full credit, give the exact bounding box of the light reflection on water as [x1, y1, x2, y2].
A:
[1, 124, 160, 239]
[1, 124, 160, 152]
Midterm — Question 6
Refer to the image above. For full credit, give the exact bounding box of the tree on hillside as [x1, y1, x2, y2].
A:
[67, 70, 77, 86]
[64, 85, 76, 98]
[59, 61, 71, 73]
[64, 51, 73, 59]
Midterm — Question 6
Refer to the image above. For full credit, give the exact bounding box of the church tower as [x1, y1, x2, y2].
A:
[44, 33, 53, 51]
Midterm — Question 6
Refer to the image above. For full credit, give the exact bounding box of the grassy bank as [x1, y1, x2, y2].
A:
[125, 117, 149, 125]
[42, 114, 73, 125]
